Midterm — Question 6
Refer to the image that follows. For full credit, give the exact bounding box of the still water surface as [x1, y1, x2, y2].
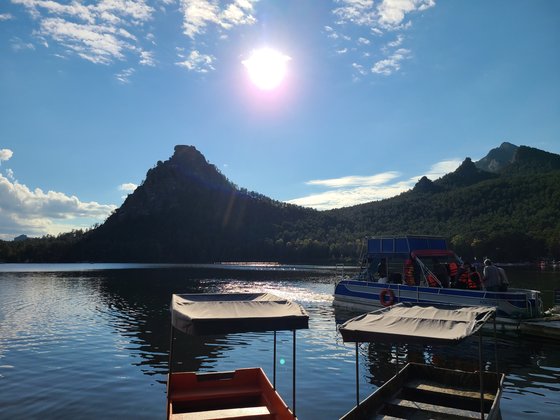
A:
[0, 264, 559, 419]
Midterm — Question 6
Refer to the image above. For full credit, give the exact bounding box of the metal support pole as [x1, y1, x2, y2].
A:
[395, 345, 399, 375]
[356, 342, 360, 409]
[493, 315, 498, 373]
[479, 331, 485, 420]
[273, 331, 277, 389]
[166, 326, 175, 420]
[293, 330, 296, 418]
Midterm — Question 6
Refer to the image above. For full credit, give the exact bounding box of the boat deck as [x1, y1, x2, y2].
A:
[342, 363, 502, 420]
[373, 377, 496, 419]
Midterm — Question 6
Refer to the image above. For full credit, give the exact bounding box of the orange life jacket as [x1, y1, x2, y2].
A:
[404, 259, 415, 285]
[427, 273, 440, 287]
[467, 271, 481, 290]
[448, 262, 458, 278]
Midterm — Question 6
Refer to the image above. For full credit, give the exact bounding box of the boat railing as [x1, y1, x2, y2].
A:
[335, 263, 345, 279]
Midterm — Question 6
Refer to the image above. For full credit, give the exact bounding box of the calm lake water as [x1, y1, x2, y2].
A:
[0, 263, 559, 419]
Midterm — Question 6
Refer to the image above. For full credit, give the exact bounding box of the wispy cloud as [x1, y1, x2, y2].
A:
[287, 157, 461, 210]
[9, 0, 435, 78]
[179, 0, 257, 39]
[115, 67, 135, 83]
[118, 182, 137, 192]
[10, 36, 36, 51]
[0, 171, 116, 240]
[331, 0, 436, 79]
[176, 49, 215, 73]
[306, 172, 401, 188]
[11, 0, 155, 69]
[371, 48, 411, 75]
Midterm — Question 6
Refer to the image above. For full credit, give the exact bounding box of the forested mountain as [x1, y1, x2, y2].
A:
[2, 143, 560, 263]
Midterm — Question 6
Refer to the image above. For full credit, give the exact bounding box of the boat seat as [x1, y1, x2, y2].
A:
[170, 405, 272, 420]
[169, 385, 263, 402]
[384, 397, 484, 419]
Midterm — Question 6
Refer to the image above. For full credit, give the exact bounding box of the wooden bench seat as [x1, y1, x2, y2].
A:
[386, 397, 483, 419]
[170, 385, 263, 402]
[171, 405, 271, 420]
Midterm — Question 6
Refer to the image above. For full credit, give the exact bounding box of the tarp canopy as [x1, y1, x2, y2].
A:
[339, 303, 495, 345]
[171, 293, 309, 335]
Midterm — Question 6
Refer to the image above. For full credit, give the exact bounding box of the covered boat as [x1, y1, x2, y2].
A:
[167, 292, 309, 419]
[334, 235, 543, 325]
[339, 303, 504, 419]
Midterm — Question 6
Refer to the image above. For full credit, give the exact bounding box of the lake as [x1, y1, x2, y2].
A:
[0, 264, 559, 419]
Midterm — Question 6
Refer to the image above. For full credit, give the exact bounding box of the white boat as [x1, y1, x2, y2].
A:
[167, 292, 309, 419]
[334, 236, 543, 328]
[339, 303, 505, 419]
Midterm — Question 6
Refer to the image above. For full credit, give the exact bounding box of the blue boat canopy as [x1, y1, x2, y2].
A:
[367, 235, 448, 256]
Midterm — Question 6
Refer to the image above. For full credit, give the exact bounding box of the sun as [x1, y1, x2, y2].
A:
[242, 48, 291, 91]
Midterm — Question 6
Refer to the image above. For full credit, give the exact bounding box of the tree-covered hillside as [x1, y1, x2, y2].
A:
[2, 143, 559, 263]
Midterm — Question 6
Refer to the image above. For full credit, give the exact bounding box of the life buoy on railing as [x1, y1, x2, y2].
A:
[380, 288, 395, 307]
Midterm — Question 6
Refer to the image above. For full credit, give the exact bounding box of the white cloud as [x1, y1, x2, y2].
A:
[0, 13, 14, 21]
[0, 172, 116, 240]
[139, 49, 155, 66]
[423, 159, 462, 180]
[179, 0, 257, 39]
[10, 36, 36, 51]
[333, 0, 377, 27]
[0, 149, 14, 162]
[371, 48, 411, 75]
[118, 182, 138, 192]
[287, 157, 461, 210]
[387, 34, 404, 48]
[115, 67, 135, 83]
[377, 0, 435, 28]
[12, 0, 154, 67]
[331, 0, 436, 78]
[306, 172, 400, 188]
[5, 169, 15, 180]
[176, 49, 215, 73]
[352, 62, 368, 79]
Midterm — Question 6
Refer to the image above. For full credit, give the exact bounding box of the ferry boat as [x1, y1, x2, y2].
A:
[333, 236, 543, 327]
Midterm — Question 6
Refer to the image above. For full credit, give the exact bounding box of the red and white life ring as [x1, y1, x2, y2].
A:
[379, 288, 395, 307]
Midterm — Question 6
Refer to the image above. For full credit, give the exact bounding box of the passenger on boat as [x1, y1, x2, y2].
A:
[497, 266, 509, 292]
[455, 262, 482, 290]
[377, 259, 388, 283]
[482, 259, 501, 291]
[433, 262, 450, 288]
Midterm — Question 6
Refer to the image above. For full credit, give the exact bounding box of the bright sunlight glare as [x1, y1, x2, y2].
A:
[242, 48, 291, 91]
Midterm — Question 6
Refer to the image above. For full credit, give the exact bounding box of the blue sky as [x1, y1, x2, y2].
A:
[1, 0, 559, 240]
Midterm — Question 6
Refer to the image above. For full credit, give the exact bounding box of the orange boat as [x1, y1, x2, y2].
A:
[167, 293, 309, 419]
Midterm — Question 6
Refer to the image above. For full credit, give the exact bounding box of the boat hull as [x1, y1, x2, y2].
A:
[167, 367, 295, 419]
[334, 280, 542, 327]
[341, 362, 504, 420]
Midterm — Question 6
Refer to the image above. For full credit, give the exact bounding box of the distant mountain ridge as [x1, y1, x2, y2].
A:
[3, 142, 560, 263]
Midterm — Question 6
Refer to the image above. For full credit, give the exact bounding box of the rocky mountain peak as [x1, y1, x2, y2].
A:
[475, 142, 518, 173]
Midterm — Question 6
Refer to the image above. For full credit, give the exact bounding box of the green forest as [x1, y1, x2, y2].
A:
[2, 144, 560, 264]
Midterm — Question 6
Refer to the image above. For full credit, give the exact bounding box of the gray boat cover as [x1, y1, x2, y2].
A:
[339, 303, 495, 345]
[171, 293, 309, 335]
